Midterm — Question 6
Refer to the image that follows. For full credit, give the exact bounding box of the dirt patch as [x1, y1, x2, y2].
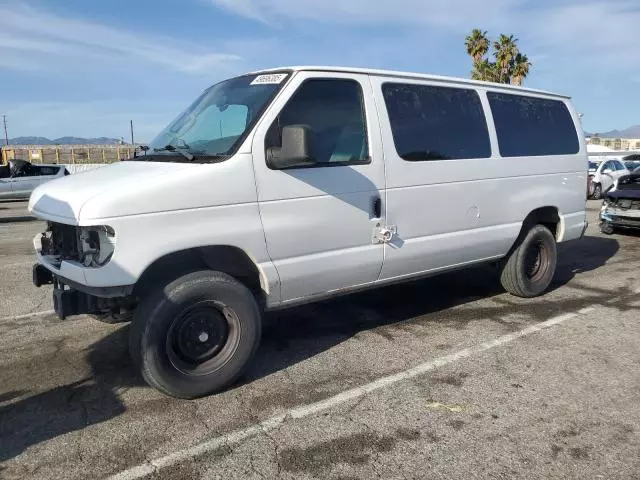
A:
[569, 447, 590, 459]
[279, 428, 422, 474]
[396, 427, 421, 441]
[447, 420, 466, 431]
[431, 372, 469, 387]
[555, 425, 580, 438]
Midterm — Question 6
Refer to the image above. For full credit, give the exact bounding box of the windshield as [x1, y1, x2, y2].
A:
[588, 161, 598, 170]
[144, 72, 290, 161]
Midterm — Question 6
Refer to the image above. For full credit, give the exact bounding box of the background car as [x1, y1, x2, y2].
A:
[599, 166, 640, 235]
[588, 158, 629, 199]
[0, 159, 70, 200]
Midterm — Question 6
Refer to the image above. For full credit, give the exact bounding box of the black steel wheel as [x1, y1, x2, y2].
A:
[129, 271, 261, 399]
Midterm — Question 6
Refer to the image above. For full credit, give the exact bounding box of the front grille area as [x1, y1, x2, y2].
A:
[40, 222, 81, 263]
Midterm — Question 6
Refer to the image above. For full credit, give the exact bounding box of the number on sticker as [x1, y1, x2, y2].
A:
[250, 74, 288, 85]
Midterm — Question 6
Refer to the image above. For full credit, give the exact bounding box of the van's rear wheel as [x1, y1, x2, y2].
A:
[129, 271, 261, 399]
[500, 224, 557, 298]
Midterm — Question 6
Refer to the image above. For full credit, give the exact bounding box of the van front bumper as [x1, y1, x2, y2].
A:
[32, 263, 134, 320]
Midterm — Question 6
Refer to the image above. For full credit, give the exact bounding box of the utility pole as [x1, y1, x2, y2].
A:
[2, 115, 8, 146]
[130, 120, 135, 157]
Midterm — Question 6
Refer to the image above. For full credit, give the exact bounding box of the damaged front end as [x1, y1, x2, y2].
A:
[34, 222, 135, 319]
[39, 222, 116, 268]
[599, 172, 640, 234]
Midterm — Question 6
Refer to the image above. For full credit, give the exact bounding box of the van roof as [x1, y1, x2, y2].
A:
[250, 65, 569, 99]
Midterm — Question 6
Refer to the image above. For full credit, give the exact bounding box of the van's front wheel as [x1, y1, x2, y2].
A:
[500, 225, 557, 298]
[129, 271, 261, 399]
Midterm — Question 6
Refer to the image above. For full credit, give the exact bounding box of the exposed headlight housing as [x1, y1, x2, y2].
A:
[78, 225, 116, 267]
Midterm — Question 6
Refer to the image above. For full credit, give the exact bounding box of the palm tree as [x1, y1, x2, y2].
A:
[493, 34, 518, 83]
[472, 59, 499, 82]
[465, 29, 489, 69]
[511, 53, 531, 86]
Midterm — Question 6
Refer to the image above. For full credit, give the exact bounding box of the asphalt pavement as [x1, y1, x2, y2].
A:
[0, 200, 639, 480]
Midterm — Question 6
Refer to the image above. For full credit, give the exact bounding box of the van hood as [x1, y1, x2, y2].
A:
[28, 161, 195, 224]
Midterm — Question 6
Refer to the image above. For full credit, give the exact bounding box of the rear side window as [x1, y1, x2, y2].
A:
[488, 92, 579, 157]
[382, 83, 491, 161]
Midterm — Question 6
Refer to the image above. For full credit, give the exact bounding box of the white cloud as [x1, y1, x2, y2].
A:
[0, 3, 242, 74]
[211, 0, 518, 30]
[210, 0, 640, 76]
[528, 1, 640, 72]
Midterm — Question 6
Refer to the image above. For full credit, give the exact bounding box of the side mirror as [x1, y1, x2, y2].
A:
[267, 125, 315, 170]
[603, 168, 612, 174]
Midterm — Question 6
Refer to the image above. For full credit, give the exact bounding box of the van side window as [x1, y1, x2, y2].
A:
[488, 92, 579, 157]
[265, 79, 369, 167]
[381, 83, 491, 161]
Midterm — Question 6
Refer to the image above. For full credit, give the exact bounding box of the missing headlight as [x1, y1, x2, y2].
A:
[78, 226, 116, 267]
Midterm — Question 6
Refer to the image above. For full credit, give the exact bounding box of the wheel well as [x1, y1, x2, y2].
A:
[504, 206, 560, 261]
[522, 206, 560, 239]
[134, 246, 264, 301]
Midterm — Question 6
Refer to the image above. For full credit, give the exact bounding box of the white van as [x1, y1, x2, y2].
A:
[29, 67, 588, 398]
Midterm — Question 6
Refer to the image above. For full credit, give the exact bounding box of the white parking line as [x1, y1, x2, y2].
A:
[0, 310, 55, 322]
[108, 305, 597, 480]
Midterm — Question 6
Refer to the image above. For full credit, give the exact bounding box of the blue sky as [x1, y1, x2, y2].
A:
[1, 0, 639, 141]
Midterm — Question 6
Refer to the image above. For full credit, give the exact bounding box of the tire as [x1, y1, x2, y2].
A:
[91, 309, 134, 324]
[129, 271, 261, 399]
[500, 224, 557, 298]
[600, 222, 615, 235]
[592, 183, 602, 200]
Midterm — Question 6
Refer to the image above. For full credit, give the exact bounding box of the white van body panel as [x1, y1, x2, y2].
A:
[250, 71, 386, 302]
[367, 75, 587, 280]
[28, 66, 588, 311]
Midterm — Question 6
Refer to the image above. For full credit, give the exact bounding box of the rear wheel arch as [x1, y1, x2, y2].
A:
[520, 206, 561, 240]
[502, 206, 560, 265]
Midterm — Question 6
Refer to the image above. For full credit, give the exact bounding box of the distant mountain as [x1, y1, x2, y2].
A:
[7, 136, 53, 145]
[7, 136, 125, 145]
[587, 125, 640, 138]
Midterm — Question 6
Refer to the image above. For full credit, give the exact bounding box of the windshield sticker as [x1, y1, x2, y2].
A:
[250, 73, 288, 85]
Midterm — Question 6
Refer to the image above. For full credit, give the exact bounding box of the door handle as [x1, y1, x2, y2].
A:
[371, 196, 381, 219]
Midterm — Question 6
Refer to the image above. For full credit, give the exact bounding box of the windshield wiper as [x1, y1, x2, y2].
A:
[153, 144, 194, 161]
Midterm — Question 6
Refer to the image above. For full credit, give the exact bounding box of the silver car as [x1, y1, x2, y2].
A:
[0, 159, 69, 200]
